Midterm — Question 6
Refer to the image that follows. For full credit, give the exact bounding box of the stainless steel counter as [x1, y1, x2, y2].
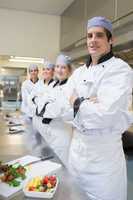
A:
[0, 149, 88, 200]
[0, 112, 88, 200]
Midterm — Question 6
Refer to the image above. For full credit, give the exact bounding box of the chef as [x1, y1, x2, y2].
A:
[34, 54, 73, 166]
[21, 63, 39, 153]
[28, 61, 55, 154]
[28, 61, 55, 117]
[66, 16, 133, 200]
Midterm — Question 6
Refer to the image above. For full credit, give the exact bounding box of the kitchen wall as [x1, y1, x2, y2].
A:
[0, 8, 60, 62]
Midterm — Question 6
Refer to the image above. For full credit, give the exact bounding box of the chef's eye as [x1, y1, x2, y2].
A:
[95, 32, 105, 38]
[62, 66, 67, 69]
[87, 33, 93, 38]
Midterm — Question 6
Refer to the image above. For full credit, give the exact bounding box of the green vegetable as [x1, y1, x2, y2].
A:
[12, 163, 20, 169]
[1, 163, 27, 187]
[21, 174, 26, 180]
[9, 179, 20, 187]
[9, 167, 20, 178]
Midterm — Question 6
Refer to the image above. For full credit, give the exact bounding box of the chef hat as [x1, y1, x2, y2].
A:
[87, 16, 112, 34]
[43, 60, 55, 69]
[56, 54, 71, 66]
[28, 63, 38, 72]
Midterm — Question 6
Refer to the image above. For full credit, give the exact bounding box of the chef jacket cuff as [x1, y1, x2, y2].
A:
[42, 118, 52, 124]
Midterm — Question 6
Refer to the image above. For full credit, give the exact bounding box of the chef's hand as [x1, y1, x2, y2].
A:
[89, 96, 98, 103]
[70, 94, 98, 106]
[69, 89, 79, 106]
[69, 94, 78, 106]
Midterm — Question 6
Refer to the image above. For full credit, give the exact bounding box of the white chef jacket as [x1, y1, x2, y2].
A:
[66, 54, 133, 200]
[21, 79, 39, 117]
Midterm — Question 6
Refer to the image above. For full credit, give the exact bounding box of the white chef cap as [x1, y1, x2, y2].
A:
[87, 16, 112, 34]
[56, 54, 71, 66]
[43, 60, 55, 69]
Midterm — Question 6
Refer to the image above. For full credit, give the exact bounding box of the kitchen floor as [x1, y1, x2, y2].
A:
[0, 110, 133, 200]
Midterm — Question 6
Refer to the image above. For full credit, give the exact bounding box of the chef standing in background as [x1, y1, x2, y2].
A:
[34, 54, 73, 166]
[21, 63, 39, 153]
[28, 61, 55, 155]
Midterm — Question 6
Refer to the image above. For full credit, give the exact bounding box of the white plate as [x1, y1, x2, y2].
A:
[23, 175, 59, 199]
[0, 155, 40, 199]
[0, 155, 61, 199]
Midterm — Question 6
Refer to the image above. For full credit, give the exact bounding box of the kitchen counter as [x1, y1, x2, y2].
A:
[0, 148, 88, 200]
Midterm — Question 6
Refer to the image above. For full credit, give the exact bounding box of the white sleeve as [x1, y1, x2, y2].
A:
[55, 71, 79, 121]
[21, 83, 30, 113]
[64, 71, 78, 98]
[76, 64, 133, 130]
[27, 87, 37, 115]
[21, 83, 28, 104]
[42, 86, 74, 121]
[42, 69, 80, 121]
[42, 96, 73, 121]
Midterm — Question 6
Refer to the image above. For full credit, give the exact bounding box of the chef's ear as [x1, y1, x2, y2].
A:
[109, 37, 115, 45]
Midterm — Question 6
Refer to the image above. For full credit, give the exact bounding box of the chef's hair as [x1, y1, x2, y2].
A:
[104, 28, 113, 50]
[67, 63, 72, 72]
[104, 28, 112, 41]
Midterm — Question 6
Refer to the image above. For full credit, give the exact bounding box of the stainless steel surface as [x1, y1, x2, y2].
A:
[0, 111, 88, 200]
[6, 168, 88, 200]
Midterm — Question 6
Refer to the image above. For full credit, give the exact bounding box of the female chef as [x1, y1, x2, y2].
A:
[34, 54, 73, 166]
[28, 61, 55, 154]
[21, 63, 39, 152]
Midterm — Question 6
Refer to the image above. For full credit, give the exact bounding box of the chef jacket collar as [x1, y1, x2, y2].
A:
[53, 78, 68, 87]
[44, 78, 54, 85]
[86, 51, 114, 68]
[30, 78, 39, 84]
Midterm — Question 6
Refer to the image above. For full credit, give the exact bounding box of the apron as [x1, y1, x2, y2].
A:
[34, 116, 73, 167]
[44, 119, 72, 166]
[68, 129, 127, 200]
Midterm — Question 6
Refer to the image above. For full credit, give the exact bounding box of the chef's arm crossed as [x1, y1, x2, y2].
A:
[70, 65, 132, 130]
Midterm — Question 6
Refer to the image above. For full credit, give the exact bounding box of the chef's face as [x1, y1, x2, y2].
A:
[55, 64, 71, 81]
[87, 27, 113, 57]
[29, 69, 39, 80]
[42, 68, 54, 81]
